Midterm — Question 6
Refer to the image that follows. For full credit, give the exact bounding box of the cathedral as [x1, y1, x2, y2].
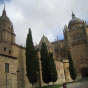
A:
[0, 6, 88, 88]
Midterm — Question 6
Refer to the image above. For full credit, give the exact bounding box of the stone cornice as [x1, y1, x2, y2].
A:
[0, 53, 17, 59]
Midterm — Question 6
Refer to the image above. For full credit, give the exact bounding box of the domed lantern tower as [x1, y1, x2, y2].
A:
[64, 12, 88, 79]
[0, 6, 16, 55]
[68, 12, 84, 29]
[0, 6, 15, 43]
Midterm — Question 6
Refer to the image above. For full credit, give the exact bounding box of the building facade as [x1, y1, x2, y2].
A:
[0, 7, 27, 88]
[0, 7, 72, 88]
[36, 35, 71, 87]
[64, 12, 88, 79]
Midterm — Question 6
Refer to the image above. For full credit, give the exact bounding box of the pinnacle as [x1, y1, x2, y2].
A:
[2, 4, 6, 16]
[72, 11, 75, 19]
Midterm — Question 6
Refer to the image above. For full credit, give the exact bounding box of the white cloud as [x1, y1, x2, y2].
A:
[0, 0, 88, 45]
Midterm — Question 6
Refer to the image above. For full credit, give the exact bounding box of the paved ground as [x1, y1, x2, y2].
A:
[60, 81, 88, 88]
[69, 82, 88, 88]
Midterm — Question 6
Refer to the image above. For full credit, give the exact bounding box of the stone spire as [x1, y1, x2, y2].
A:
[72, 11, 75, 19]
[2, 4, 6, 16]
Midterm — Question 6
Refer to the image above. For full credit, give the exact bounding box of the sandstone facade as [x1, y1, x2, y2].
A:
[0, 7, 71, 88]
[64, 12, 88, 79]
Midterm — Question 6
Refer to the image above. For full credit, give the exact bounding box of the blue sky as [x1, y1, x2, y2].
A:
[0, 0, 88, 45]
[0, 0, 10, 4]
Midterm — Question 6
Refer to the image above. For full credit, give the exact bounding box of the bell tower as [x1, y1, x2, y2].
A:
[0, 6, 16, 55]
[0, 5, 15, 44]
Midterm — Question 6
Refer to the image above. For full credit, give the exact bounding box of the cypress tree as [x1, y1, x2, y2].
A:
[25, 28, 39, 86]
[48, 52, 58, 83]
[40, 43, 51, 84]
[68, 51, 76, 80]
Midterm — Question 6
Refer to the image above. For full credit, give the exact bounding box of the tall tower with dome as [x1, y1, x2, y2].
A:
[0, 5, 15, 55]
[0, 6, 26, 88]
[64, 12, 88, 79]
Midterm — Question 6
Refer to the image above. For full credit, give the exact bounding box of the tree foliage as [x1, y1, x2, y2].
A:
[68, 51, 76, 80]
[40, 43, 57, 84]
[40, 43, 51, 84]
[48, 52, 58, 83]
[25, 28, 39, 84]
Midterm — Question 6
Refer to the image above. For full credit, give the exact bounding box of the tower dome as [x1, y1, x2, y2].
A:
[0, 6, 15, 44]
[0, 6, 14, 33]
[68, 12, 83, 29]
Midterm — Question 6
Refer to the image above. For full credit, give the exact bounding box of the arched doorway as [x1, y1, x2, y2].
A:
[81, 68, 88, 77]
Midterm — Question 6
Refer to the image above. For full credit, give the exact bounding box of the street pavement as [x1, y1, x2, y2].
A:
[60, 81, 88, 88]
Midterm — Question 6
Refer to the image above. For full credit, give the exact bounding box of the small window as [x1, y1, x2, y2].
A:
[9, 50, 11, 54]
[1, 35, 2, 41]
[5, 63, 9, 73]
[4, 47, 6, 51]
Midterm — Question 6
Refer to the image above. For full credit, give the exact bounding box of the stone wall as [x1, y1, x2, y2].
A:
[55, 60, 65, 84]
[11, 44, 31, 88]
[63, 59, 72, 82]
[71, 43, 88, 78]
[0, 55, 17, 88]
